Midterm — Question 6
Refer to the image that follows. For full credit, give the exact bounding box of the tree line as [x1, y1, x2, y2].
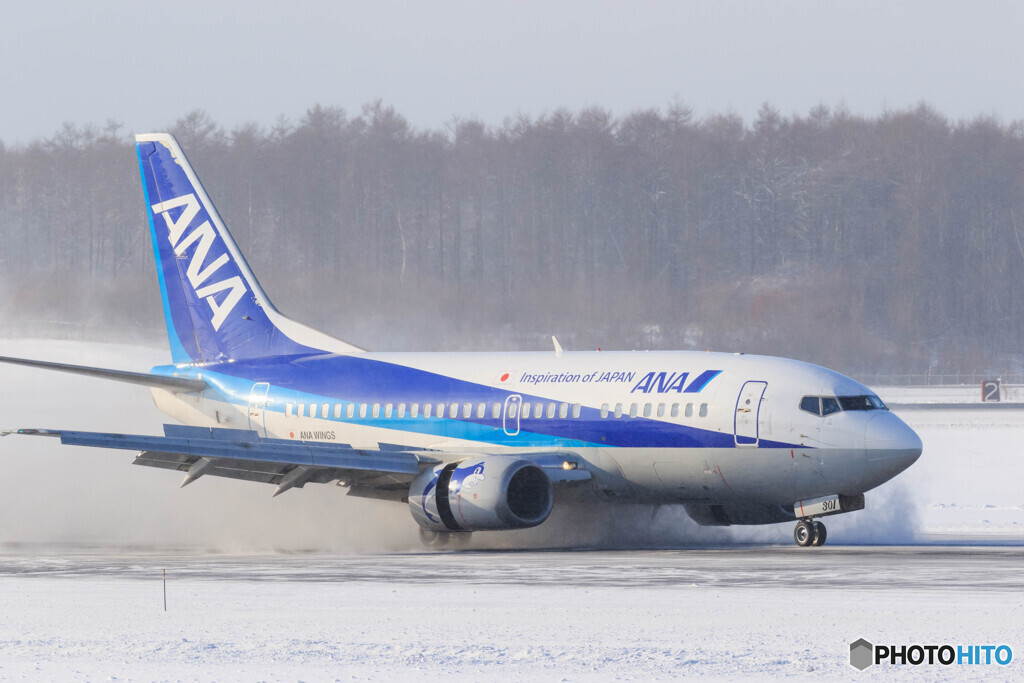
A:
[1, 101, 1023, 377]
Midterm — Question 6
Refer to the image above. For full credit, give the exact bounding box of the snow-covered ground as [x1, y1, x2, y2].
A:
[877, 384, 1024, 404]
[0, 340, 1022, 680]
[900, 408, 1024, 540]
[0, 548, 1020, 681]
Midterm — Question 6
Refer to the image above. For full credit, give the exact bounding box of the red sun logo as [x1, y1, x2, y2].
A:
[500, 373, 510, 382]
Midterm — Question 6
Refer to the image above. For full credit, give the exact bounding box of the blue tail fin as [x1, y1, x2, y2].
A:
[135, 133, 363, 364]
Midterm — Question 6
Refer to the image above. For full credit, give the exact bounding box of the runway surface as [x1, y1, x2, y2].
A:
[2, 545, 1021, 591]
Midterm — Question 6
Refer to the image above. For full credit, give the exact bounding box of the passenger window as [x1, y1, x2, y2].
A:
[410, 403, 419, 418]
[345, 404, 354, 418]
[372, 403, 381, 418]
[600, 404, 609, 418]
[657, 403, 665, 417]
[614, 403, 623, 418]
[643, 403, 652, 418]
[424, 403, 433, 418]
[508, 403, 518, 419]
[437, 402, 445, 417]
[359, 403, 368, 418]
[397, 403, 406, 418]
[629, 403, 638, 418]
[822, 397, 841, 416]
[322, 403, 329, 418]
[685, 403, 693, 417]
[461, 403, 470, 418]
[385, 403, 393, 418]
[450, 404, 459, 419]
[559, 403, 568, 419]
[333, 403, 341, 418]
[309, 404, 317, 418]
[546, 403, 555, 419]
[286, 403, 294, 418]
[572, 403, 581, 419]
[533, 403, 542, 419]
[476, 403, 486, 418]
[671, 403, 679, 417]
[492, 403, 501, 419]
[522, 402, 531, 419]
[800, 396, 822, 416]
[699, 403, 708, 417]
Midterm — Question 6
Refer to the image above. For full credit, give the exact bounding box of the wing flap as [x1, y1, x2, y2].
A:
[131, 449, 409, 491]
[133, 451, 289, 482]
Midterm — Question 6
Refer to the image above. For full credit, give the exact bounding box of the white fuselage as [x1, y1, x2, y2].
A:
[150, 349, 922, 509]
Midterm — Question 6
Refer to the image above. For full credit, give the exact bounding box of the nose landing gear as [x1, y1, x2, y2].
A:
[794, 519, 827, 547]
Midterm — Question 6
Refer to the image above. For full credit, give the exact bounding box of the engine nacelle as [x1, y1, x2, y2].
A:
[409, 456, 553, 532]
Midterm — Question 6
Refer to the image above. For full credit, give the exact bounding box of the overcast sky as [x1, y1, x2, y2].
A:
[2, 1, 1022, 145]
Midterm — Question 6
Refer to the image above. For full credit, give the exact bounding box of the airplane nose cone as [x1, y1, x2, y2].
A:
[864, 412, 922, 478]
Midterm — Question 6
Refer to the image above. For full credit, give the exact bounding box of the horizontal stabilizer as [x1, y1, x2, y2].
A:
[0, 355, 206, 392]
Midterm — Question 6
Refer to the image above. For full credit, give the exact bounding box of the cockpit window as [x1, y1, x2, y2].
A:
[822, 397, 841, 415]
[799, 396, 841, 415]
[802, 394, 887, 417]
[838, 395, 888, 411]
[799, 396, 821, 416]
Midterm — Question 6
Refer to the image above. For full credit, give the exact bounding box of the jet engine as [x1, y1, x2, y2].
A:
[409, 456, 553, 532]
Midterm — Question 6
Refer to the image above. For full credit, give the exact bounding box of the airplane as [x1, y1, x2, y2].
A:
[0, 132, 922, 548]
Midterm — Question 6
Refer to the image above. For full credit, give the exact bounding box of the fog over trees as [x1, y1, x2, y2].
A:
[1, 102, 1023, 378]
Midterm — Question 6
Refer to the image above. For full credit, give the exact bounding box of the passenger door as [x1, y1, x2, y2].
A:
[247, 382, 271, 438]
[734, 381, 767, 446]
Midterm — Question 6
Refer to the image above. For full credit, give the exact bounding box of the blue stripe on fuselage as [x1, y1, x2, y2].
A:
[154, 354, 794, 450]
[684, 369, 722, 393]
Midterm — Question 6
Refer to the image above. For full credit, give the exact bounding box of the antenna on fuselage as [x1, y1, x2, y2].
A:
[552, 336, 563, 357]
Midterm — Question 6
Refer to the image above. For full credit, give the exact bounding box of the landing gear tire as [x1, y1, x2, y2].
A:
[418, 528, 472, 549]
[812, 521, 827, 546]
[418, 528, 447, 548]
[794, 520, 815, 547]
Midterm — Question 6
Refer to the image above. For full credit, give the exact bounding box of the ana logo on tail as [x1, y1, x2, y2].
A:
[151, 194, 247, 331]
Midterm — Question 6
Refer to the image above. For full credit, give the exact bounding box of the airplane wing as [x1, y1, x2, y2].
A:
[4, 424, 437, 500]
[2, 424, 590, 501]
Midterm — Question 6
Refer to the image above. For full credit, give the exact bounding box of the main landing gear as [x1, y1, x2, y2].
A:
[419, 528, 472, 549]
[794, 519, 827, 547]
